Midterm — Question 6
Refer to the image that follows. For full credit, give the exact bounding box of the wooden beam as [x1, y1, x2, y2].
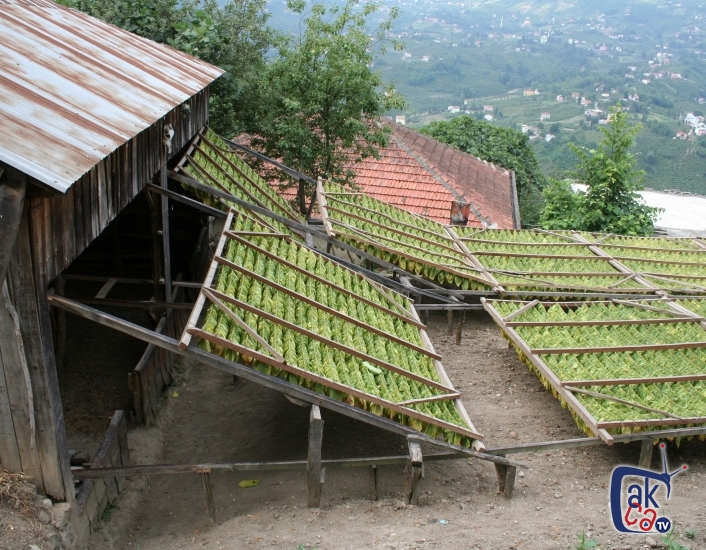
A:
[160, 146, 172, 304]
[597, 417, 706, 429]
[483, 425, 706, 455]
[145, 183, 227, 219]
[307, 404, 324, 508]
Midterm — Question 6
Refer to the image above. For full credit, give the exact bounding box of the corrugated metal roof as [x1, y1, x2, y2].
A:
[0, 0, 224, 192]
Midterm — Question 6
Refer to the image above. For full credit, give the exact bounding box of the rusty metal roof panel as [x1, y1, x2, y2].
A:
[0, 0, 224, 192]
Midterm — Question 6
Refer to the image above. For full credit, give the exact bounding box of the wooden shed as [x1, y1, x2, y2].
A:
[0, 0, 222, 544]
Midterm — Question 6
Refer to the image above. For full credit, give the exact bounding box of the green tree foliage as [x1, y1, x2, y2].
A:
[419, 116, 546, 225]
[541, 105, 661, 236]
[251, 0, 405, 209]
[57, 0, 272, 137]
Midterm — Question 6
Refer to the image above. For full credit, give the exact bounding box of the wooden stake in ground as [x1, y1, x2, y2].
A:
[307, 405, 324, 508]
[455, 310, 466, 345]
[404, 440, 423, 505]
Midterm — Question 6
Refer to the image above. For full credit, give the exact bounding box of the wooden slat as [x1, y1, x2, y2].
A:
[445, 226, 502, 291]
[561, 373, 706, 387]
[598, 417, 706, 429]
[507, 317, 701, 327]
[95, 279, 117, 300]
[502, 299, 540, 322]
[179, 210, 235, 350]
[211, 255, 439, 360]
[564, 386, 685, 420]
[532, 341, 706, 354]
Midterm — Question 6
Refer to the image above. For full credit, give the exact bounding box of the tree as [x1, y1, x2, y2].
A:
[420, 116, 546, 225]
[251, 0, 405, 212]
[541, 104, 661, 235]
[57, 0, 272, 137]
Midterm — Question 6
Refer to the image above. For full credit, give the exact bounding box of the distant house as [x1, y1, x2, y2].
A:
[341, 125, 520, 228]
[671, 73, 682, 79]
[642, 79, 651, 85]
[524, 89, 536, 97]
[403, 52, 412, 59]
[395, 115, 406, 125]
[572, 92, 580, 99]
[685, 113, 703, 127]
[581, 97, 592, 106]
[675, 131, 688, 139]
[598, 119, 610, 125]
[629, 93, 641, 101]
[484, 105, 494, 112]
[540, 112, 551, 120]
[601, 92, 610, 98]
[545, 134, 555, 142]
[448, 105, 461, 113]
[484, 114, 494, 121]
[556, 95, 564, 102]
[421, 55, 430, 62]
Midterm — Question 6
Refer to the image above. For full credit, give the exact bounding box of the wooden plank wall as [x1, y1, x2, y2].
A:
[128, 285, 188, 425]
[74, 410, 130, 541]
[28, 88, 210, 286]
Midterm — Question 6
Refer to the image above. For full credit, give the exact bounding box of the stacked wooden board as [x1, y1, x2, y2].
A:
[179, 209, 483, 449]
[175, 127, 306, 239]
[317, 183, 706, 297]
[483, 298, 706, 443]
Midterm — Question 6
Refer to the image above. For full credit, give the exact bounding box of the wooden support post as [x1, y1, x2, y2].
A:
[160, 141, 172, 304]
[639, 439, 654, 469]
[422, 310, 429, 325]
[54, 274, 66, 371]
[200, 471, 216, 524]
[307, 404, 324, 508]
[146, 192, 165, 305]
[405, 441, 423, 505]
[455, 310, 466, 345]
[494, 454, 516, 499]
[369, 465, 379, 501]
[447, 310, 454, 336]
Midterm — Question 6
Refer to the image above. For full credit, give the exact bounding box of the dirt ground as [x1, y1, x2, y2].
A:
[66, 312, 706, 549]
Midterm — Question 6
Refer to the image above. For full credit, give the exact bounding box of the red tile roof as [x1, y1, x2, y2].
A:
[233, 124, 520, 228]
[348, 125, 519, 228]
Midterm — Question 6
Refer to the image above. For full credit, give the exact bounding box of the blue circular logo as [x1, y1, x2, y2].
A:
[655, 517, 672, 533]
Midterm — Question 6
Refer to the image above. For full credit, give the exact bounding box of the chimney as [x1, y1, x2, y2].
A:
[450, 201, 471, 225]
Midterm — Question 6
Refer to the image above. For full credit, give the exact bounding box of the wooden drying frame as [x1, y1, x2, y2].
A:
[316, 186, 706, 298]
[482, 297, 706, 441]
[178, 210, 485, 442]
